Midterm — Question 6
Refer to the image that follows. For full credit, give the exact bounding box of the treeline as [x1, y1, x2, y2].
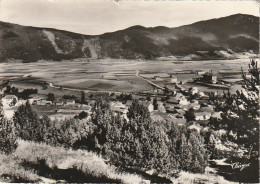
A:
[2, 99, 208, 179]
[4, 85, 38, 99]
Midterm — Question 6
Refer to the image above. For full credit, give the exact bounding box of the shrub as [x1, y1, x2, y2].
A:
[42, 118, 96, 149]
[13, 101, 42, 141]
[91, 100, 208, 177]
[19, 88, 38, 99]
[0, 117, 17, 154]
[79, 111, 88, 120]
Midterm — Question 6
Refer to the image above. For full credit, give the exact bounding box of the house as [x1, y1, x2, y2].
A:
[190, 103, 201, 110]
[154, 76, 161, 81]
[175, 93, 184, 99]
[166, 114, 186, 125]
[212, 75, 217, 84]
[38, 100, 52, 105]
[195, 112, 211, 121]
[28, 97, 42, 105]
[88, 100, 96, 107]
[16, 100, 27, 106]
[139, 101, 154, 112]
[167, 98, 179, 104]
[1, 95, 18, 107]
[125, 100, 133, 107]
[199, 91, 209, 98]
[170, 75, 178, 83]
[212, 111, 222, 119]
[188, 123, 203, 133]
[157, 101, 166, 113]
[179, 97, 190, 106]
[110, 101, 129, 121]
[55, 102, 64, 106]
[65, 100, 75, 106]
[166, 107, 176, 113]
[110, 101, 127, 114]
[200, 105, 214, 113]
[180, 105, 189, 111]
[171, 118, 186, 126]
[191, 99, 199, 104]
[113, 108, 128, 118]
[197, 71, 206, 76]
[190, 87, 199, 95]
[176, 109, 185, 116]
[78, 104, 91, 110]
[199, 99, 210, 106]
[202, 72, 217, 84]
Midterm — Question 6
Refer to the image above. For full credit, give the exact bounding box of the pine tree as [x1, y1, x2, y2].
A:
[0, 113, 17, 154]
[209, 59, 259, 183]
[13, 101, 41, 141]
[81, 91, 86, 104]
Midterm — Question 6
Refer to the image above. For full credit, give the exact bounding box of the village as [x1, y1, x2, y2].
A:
[0, 70, 226, 134]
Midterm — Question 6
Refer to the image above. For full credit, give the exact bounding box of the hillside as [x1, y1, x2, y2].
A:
[0, 14, 258, 62]
[0, 139, 237, 183]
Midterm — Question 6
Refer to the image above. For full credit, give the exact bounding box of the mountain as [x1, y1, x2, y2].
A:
[0, 14, 258, 62]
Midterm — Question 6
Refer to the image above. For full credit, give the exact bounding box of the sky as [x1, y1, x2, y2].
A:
[0, 0, 259, 35]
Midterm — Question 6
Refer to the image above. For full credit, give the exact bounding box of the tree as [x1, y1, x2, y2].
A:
[209, 59, 259, 183]
[10, 98, 17, 106]
[13, 101, 41, 141]
[146, 95, 151, 101]
[184, 108, 195, 122]
[79, 111, 88, 120]
[0, 112, 17, 154]
[42, 82, 48, 90]
[210, 60, 259, 150]
[81, 91, 86, 104]
[47, 93, 55, 103]
[153, 98, 158, 110]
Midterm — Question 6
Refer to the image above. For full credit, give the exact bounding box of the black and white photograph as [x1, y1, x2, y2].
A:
[0, 0, 259, 183]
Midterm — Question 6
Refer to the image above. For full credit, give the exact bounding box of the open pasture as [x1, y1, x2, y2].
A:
[0, 59, 251, 93]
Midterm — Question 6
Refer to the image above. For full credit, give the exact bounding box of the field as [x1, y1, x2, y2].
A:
[0, 58, 252, 94]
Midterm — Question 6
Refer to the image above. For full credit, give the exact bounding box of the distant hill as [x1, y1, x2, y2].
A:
[0, 14, 258, 62]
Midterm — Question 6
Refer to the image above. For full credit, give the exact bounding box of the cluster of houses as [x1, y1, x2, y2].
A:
[0, 93, 93, 120]
[109, 85, 222, 131]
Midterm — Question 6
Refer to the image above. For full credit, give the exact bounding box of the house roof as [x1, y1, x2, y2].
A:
[197, 120, 210, 125]
[171, 118, 186, 125]
[125, 100, 133, 106]
[166, 108, 176, 113]
[167, 98, 179, 104]
[3, 95, 17, 100]
[139, 101, 153, 107]
[65, 100, 75, 103]
[188, 124, 203, 132]
[195, 112, 211, 117]
[199, 106, 214, 113]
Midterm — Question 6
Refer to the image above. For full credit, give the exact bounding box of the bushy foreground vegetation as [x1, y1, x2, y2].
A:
[0, 117, 17, 154]
[11, 99, 208, 179]
[0, 139, 143, 183]
[207, 60, 259, 183]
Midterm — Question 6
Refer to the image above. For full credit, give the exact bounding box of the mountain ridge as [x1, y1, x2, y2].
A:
[0, 13, 258, 62]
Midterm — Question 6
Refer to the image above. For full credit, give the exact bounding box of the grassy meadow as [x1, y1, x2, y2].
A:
[0, 139, 143, 183]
